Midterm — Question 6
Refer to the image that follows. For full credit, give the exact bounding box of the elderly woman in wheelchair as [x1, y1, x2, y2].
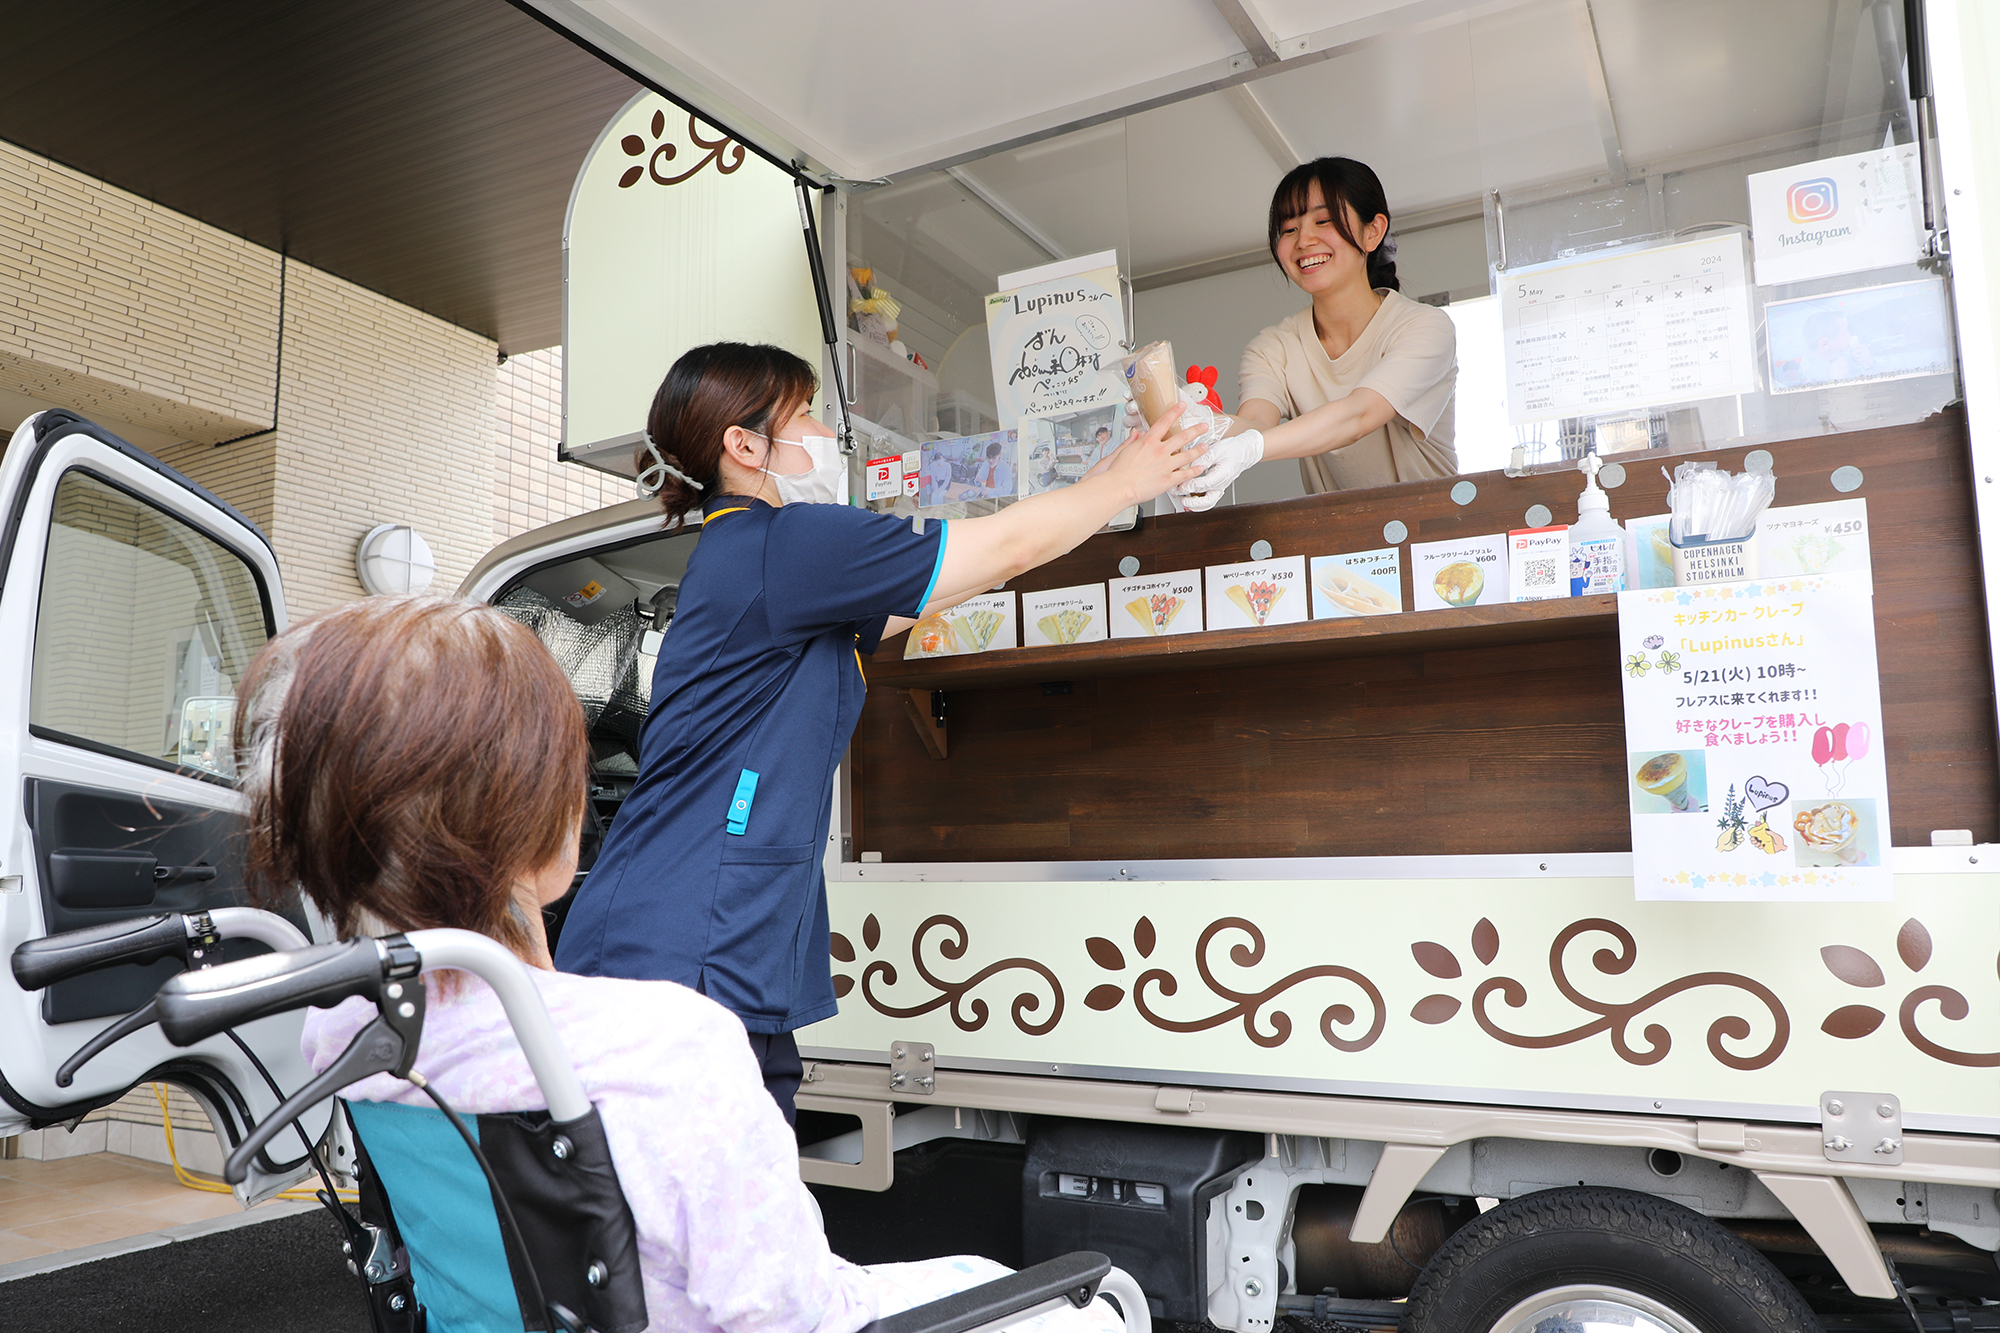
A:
[132, 595, 1145, 1333]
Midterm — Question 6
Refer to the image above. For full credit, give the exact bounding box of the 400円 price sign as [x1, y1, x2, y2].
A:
[1616, 571, 1890, 902]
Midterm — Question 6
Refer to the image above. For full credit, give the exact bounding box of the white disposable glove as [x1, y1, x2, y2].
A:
[1173, 428, 1264, 512]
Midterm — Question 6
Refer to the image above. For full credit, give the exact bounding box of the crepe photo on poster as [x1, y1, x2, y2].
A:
[1022, 404, 1120, 496]
[917, 430, 1019, 506]
[1204, 556, 1307, 630]
[1409, 535, 1509, 611]
[1310, 549, 1402, 618]
[1110, 569, 1203, 638]
[1766, 278, 1952, 394]
[1021, 583, 1108, 647]
[903, 591, 1017, 659]
[1630, 750, 1709, 814]
[1617, 571, 1891, 902]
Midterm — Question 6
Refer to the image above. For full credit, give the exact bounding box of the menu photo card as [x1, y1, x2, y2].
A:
[903, 591, 1017, 659]
[1110, 569, 1204, 638]
[1204, 556, 1308, 630]
[1309, 548, 1403, 619]
[1021, 583, 1109, 647]
[1410, 535, 1509, 611]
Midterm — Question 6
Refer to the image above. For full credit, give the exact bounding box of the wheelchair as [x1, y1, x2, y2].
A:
[16, 920, 1151, 1333]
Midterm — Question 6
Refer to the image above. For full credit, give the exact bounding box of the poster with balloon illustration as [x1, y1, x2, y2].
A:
[1616, 570, 1891, 902]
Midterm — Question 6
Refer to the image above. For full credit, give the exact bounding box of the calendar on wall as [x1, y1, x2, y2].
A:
[1500, 233, 1758, 425]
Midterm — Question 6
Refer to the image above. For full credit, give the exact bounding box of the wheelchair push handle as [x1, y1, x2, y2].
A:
[11, 913, 189, 991]
[156, 937, 391, 1046]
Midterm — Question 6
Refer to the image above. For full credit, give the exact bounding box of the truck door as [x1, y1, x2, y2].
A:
[0, 409, 327, 1190]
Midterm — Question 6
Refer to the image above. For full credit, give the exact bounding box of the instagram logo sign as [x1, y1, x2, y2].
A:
[1787, 178, 1838, 224]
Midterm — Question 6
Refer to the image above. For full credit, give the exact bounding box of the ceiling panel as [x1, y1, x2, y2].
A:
[1252, 22, 1485, 212]
[1592, 0, 1845, 166]
[567, 0, 1244, 179]
[0, 0, 636, 354]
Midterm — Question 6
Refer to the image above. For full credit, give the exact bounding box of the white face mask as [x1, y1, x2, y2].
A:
[761, 431, 844, 506]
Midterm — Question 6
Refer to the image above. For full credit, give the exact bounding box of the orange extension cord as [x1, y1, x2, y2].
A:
[154, 1082, 356, 1203]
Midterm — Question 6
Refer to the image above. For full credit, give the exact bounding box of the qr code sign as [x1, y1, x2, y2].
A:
[1523, 557, 1560, 587]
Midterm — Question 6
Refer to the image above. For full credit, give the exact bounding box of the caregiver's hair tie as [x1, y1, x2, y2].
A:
[636, 432, 704, 498]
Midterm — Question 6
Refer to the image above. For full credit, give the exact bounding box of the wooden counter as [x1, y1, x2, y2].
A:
[853, 409, 1995, 862]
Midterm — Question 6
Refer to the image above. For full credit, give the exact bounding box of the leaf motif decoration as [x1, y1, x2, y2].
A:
[1412, 994, 1462, 1024]
[1085, 984, 1125, 1012]
[1133, 917, 1156, 959]
[621, 134, 646, 157]
[618, 166, 644, 189]
[1086, 937, 1126, 971]
[1472, 918, 1499, 966]
[1898, 919, 1932, 973]
[862, 914, 881, 952]
[1820, 945, 1885, 988]
[1820, 1004, 1884, 1039]
[1412, 941, 1462, 979]
[830, 933, 855, 964]
[651, 109, 666, 138]
[832, 974, 854, 999]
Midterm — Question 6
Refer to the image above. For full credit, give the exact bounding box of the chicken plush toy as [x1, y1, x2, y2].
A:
[1186, 365, 1224, 413]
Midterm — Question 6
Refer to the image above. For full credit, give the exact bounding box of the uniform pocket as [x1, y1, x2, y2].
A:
[703, 841, 819, 1024]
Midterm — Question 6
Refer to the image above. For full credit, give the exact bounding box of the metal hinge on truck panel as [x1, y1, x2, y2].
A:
[889, 1041, 934, 1094]
[1821, 1091, 1901, 1165]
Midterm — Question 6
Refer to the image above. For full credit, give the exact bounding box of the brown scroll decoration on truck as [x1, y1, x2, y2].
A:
[1464, 917, 1790, 1070]
[853, 914, 1063, 1036]
[1117, 916, 1386, 1052]
[618, 110, 747, 189]
[1818, 918, 2000, 1067]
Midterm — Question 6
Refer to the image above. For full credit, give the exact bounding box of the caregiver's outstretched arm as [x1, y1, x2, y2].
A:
[895, 406, 1204, 626]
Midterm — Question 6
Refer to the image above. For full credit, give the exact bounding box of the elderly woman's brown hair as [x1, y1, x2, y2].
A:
[234, 596, 588, 961]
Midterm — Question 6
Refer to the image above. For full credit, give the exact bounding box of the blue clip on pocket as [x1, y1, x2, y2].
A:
[725, 769, 760, 836]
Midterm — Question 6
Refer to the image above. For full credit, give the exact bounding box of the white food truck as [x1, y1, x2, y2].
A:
[4, 2, 1998, 1330]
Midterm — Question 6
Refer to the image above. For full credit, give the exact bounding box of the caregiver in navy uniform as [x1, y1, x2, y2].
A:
[556, 342, 1204, 1122]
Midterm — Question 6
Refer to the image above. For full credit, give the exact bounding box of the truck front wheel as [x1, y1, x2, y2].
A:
[1402, 1186, 1818, 1333]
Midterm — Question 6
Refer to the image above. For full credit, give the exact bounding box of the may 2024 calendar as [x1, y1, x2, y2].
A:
[1501, 234, 1758, 424]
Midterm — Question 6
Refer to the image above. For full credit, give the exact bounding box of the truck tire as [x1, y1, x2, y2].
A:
[1402, 1186, 1819, 1333]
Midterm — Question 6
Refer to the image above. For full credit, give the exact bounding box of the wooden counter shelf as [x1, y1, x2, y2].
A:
[851, 409, 1999, 862]
[871, 594, 1618, 692]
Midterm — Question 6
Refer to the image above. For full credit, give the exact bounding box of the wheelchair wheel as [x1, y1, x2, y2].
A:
[1402, 1186, 1819, 1333]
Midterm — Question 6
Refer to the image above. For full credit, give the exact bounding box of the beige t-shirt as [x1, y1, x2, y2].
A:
[1238, 290, 1459, 494]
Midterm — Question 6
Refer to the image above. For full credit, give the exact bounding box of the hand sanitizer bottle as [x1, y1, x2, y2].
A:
[1570, 454, 1626, 595]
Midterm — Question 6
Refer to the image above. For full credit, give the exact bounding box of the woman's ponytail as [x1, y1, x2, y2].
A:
[1367, 233, 1400, 293]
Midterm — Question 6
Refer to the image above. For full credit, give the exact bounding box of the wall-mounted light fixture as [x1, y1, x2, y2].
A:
[355, 523, 437, 596]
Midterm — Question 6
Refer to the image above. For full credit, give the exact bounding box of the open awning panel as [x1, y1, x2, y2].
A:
[514, 0, 1497, 182]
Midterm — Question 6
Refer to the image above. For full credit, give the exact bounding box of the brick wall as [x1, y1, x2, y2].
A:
[0, 135, 637, 627]
[267, 263, 496, 613]
[0, 142, 280, 443]
[494, 345, 630, 543]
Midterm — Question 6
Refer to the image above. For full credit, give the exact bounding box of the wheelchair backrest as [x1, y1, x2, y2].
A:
[346, 1096, 647, 1332]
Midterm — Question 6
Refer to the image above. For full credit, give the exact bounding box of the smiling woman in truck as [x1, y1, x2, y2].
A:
[1174, 157, 1460, 507]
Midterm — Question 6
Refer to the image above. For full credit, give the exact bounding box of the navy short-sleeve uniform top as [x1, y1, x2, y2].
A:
[554, 495, 945, 1033]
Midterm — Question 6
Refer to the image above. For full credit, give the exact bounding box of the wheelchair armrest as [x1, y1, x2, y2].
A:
[11, 914, 187, 990]
[858, 1252, 1112, 1333]
[156, 937, 391, 1046]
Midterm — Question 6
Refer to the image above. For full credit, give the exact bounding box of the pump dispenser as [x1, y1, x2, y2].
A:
[1569, 454, 1626, 595]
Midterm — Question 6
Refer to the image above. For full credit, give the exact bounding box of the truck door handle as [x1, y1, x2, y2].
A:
[50, 851, 158, 909]
[154, 864, 217, 885]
